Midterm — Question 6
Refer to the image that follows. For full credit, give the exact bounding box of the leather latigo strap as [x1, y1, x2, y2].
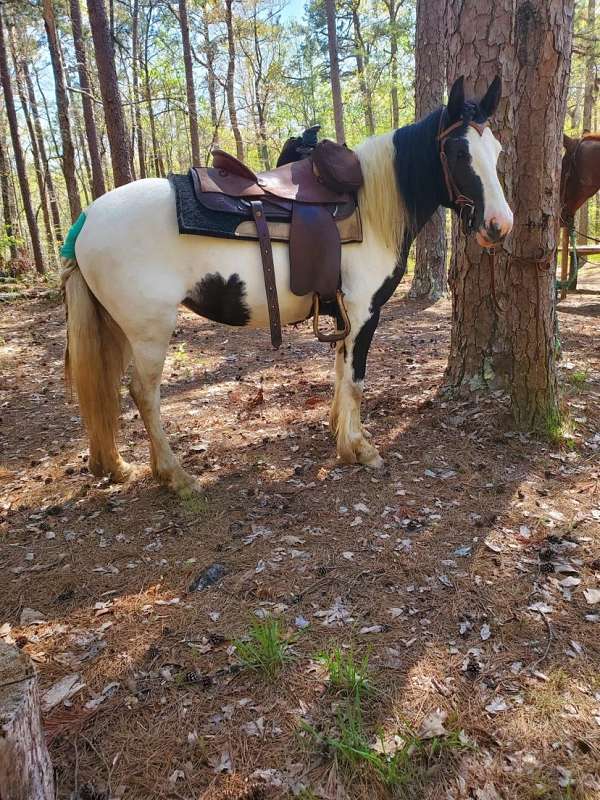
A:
[250, 200, 282, 349]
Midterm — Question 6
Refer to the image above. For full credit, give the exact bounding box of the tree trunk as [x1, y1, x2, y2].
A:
[131, 0, 146, 178]
[578, 0, 597, 245]
[409, 0, 447, 300]
[445, 0, 514, 393]
[178, 0, 201, 165]
[8, 29, 54, 258]
[22, 61, 62, 244]
[225, 0, 244, 160]
[0, 10, 44, 273]
[0, 122, 17, 263]
[0, 642, 54, 800]
[325, 0, 345, 143]
[446, 0, 574, 433]
[87, 0, 132, 186]
[42, 0, 82, 222]
[69, 0, 106, 199]
[142, 4, 163, 177]
[505, 0, 573, 429]
[383, 0, 400, 128]
[203, 10, 220, 148]
[351, 6, 374, 136]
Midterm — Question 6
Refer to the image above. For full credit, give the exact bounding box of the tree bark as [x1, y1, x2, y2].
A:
[446, 0, 574, 433]
[351, 4, 374, 135]
[22, 62, 62, 244]
[69, 0, 106, 199]
[325, 0, 345, 143]
[87, 0, 132, 186]
[505, 0, 573, 429]
[225, 0, 244, 160]
[178, 0, 201, 165]
[410, 0, 447, 300]
[0, 121, 17, 263]
[0, 10, 44, 273]
[0, 642, 54, 800]
[42, 0, 82, 222]
[445, 0, 515, 394]
[8, 29, 54, 257]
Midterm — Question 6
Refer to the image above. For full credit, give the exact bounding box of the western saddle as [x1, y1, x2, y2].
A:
[190, 140, 363, 347]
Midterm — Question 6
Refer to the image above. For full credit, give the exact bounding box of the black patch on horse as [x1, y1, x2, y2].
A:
[182, 273, 251, 326]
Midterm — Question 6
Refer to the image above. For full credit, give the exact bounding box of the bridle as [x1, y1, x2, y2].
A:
[438, 113, 505, 313]
[437, 114, 489, 234]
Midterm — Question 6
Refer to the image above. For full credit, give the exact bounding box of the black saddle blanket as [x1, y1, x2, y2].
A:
[169, 172, 247, 239]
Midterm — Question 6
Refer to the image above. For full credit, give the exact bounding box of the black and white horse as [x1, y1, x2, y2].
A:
[62, 76, 512, 494]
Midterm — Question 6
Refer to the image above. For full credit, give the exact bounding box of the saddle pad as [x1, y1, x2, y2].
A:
[169, 172, 362, 244]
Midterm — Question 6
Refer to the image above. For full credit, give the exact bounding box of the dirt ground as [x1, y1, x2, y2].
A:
[1, 282, 600, 800]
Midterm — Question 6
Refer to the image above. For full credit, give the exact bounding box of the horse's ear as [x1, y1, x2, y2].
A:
[563, 134, 577, 153]
[480, 76, 501, 118]
[447, 76, 465, 122]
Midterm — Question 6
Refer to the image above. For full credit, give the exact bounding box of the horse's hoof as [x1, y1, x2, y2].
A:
[111, 460, 136, 483]
[365, 453, 384, 469]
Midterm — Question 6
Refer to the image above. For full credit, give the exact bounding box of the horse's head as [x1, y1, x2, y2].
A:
[439, 76, 513, 247]
[560, 133, 600, 226]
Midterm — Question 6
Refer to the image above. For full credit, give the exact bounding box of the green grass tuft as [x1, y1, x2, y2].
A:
[318, 647, 372, 699]
[234, 617, 296, 677]
[567, 369, 589, 391]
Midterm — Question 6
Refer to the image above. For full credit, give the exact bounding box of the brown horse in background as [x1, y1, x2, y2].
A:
[561, 133, 600, 227]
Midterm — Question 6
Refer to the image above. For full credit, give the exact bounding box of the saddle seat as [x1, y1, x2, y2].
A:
[189, 141, 364, 347]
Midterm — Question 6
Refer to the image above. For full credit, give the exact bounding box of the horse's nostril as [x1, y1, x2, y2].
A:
[486, 222, 502, 242]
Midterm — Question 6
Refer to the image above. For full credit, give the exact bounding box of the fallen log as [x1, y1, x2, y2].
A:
[0, 642, 54, 800]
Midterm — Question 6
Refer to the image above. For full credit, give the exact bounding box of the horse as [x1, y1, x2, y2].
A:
[561, 132, 600, 227]
[62, 75, 513, 495]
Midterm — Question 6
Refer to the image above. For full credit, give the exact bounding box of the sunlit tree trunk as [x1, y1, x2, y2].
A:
[383, 0, 400, 128]
[325, 0, 345, 143]
[225, 0, 244, 160]
[178, 0, 201, 165]
[70, 0, 106, 199]
[22, 61, 62, 243]
[131, 0, 145, 178]
[87, 0, 132, 186]
[410, 0, 447, 300]
[0, 9, 44, 272]
[202, 10, 219, 148]
[42, 0, 82, 222]
[9, 30, 54, 258]
[351, 4, 374, 135]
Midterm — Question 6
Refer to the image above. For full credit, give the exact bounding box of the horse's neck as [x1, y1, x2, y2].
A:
[393, 110, 447, 235]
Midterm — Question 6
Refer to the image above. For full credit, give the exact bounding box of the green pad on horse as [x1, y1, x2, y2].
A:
[60, 212, 87, 260]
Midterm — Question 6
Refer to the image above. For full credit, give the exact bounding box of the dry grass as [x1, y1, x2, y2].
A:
[1, 287, 600, 799]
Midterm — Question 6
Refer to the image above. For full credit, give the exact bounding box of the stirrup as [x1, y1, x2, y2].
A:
[312, 290, 351, 343]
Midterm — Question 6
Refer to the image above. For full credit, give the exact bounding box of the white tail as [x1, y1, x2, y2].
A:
[63, 262, 130, 479]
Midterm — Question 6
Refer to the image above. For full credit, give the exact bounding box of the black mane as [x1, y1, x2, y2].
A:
[393, 107, 447, 236]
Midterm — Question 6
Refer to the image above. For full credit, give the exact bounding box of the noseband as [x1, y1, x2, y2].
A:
[438, 115, 488, 232]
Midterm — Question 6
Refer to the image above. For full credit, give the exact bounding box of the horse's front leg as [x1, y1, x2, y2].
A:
[330, 306, 383, 468]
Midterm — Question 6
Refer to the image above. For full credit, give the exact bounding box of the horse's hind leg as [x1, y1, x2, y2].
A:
[129, 334, 199, 495]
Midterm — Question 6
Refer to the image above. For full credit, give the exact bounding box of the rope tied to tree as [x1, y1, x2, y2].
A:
[487, 246, 555, 315]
